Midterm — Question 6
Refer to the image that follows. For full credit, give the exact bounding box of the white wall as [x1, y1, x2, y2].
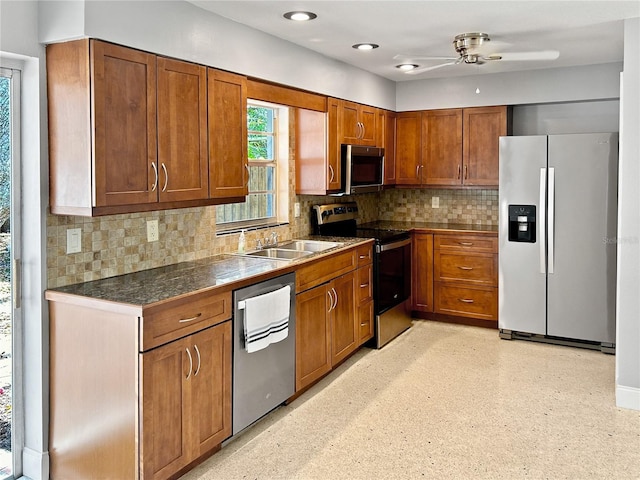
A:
[0, 1, 50, 478]
[39, 0, 397, 110]
[616, 18, 640, 411]
[396, 63, 622, 111]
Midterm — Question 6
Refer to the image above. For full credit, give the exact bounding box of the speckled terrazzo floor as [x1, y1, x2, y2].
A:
[181, 321, 640, 480]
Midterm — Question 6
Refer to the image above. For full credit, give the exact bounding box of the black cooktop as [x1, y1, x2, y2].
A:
[355, 222, 410, 244]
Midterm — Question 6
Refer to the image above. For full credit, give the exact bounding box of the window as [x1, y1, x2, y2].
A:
[215, 100, 289, 231]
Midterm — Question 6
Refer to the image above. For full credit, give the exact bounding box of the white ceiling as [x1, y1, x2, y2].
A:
[188, 0, 640, 82]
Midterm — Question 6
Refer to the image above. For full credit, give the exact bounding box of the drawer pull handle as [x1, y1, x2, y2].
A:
[360, 322, 368, 327]
[458, 266, 474, 271]
[185, 348, 193, 379]
[179, 313, 202, 323]
[459, 298, 475, 304]
[359, 254, 369, 259]
[458, 242, 474, 246]
[360, 283, 369, 288]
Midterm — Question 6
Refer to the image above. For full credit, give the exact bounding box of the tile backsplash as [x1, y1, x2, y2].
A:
[47, 188, 497, 288]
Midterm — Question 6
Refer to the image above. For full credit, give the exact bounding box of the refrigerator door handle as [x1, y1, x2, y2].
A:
[548, 167, 555, 274]
[539, 167, 547, 274]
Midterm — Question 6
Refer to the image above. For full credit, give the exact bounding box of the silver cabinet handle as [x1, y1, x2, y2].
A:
[151, 162, 158, 191]
[185, 347, 193, 379]
[328, 164, 335, 183]
[179, 313, 202, 323]
[327, 289, 334, 313]
[360, 283, 369, 288]
[416, 165, 420, 179]
[360, 322, 368, 327]
[458, 298, 474, 304]
[457, 164, 461, 179]
[464, 164, 468, 180]
[161, 163, 168, 192]
[360, 121, 365, 139]
[331, 287, 338, 310]
[458, 242, 473, 246]
[457, 266, 473, 271]
[193, 344, 201, 376]
[358, 254, 369, 259]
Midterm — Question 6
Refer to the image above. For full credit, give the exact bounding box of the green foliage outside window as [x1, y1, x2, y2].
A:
[0, 77, 10, 231]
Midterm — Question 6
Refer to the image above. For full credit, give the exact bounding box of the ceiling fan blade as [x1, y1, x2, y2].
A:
[404, 61, 458, 75]
[488, 50, 560, 61]
[393, 54, 458, 61]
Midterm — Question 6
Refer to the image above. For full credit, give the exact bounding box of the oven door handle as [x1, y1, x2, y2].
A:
[376, 237, 412, 253]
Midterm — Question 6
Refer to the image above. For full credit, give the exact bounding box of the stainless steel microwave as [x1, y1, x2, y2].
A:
[339, 144, 385, 195]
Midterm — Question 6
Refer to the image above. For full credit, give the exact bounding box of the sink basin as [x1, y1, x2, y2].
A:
[277, 240, 343, 252]
[244, 248, 314, 260]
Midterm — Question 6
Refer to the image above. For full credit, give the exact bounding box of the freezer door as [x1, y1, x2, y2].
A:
[546, 133, 617, 343]
[499, 136, 547, 335]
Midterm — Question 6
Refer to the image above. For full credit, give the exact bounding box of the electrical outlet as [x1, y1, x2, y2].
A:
[432, 196, 440, 208]
[147, 220, 159, 242]
[66, 228, 82, 254]
[294, 202, 301, 218]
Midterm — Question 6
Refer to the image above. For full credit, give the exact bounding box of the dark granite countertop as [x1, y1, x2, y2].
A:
[46, 237, 372, 307]
[360, 221, 497, 235]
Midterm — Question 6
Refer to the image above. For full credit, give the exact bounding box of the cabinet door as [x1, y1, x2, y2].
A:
[208, 69, 248, 199]
[412, 233, 434, 313]
[92, 40, 158, 207]
[326, 98, 343, 192]
[330, 272, 357, 367]
[295, 285, 331, 391]
[395, 112, 423, 185]
[423, 109, 463, 186]
[383, 110, 397, 185]
[463, 106, 507, 186]
[358, 104, 378, 146]
[189, 322, 232, 455]
[140, 337, 190, 480]
[157, 57, 209, 202]
[340, 100, 360, 144]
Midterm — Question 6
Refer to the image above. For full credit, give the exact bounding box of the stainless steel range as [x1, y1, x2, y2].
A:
[312, 202, 412, 348]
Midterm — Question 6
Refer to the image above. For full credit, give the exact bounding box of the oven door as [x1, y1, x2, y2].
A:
[375, 237, 412, 314]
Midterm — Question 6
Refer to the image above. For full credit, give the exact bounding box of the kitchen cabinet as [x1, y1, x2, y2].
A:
[47, 288, 233, 479]
[394, 106, 508, 187]
[295, 243, 372, 391]
[140, 321, 232, 479]
[47, 39, 247, 216]
[383, 110, 397, 186]
[340, 100, 378, 146]
[433, 233, 498, 322]
[208, 69, 248, 199]
[411, 232, 434, 313]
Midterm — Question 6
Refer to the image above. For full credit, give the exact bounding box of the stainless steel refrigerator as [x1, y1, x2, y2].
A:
[498, 133, 618, 350]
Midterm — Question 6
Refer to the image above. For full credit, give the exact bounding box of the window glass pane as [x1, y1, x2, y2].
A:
[247, 106, 273, 133]
[248, 165, 275, 192]
[248, 134, 274, 160]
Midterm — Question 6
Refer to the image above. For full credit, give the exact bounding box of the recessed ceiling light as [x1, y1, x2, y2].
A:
[352, 43, 379, 51]
[396, 64, 419, 71]
[283, 11, 317, 21]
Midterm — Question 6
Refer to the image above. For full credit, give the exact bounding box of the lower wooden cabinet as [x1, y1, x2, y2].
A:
[330, 272, 357, 367]
[140, 321, 232, 479]
[412, 232, 434, 312]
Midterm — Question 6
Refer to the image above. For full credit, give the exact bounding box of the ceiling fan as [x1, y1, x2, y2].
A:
[395, 32, 560, 75]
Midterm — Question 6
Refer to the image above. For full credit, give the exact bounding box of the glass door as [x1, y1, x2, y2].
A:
[0, 66, 22, 479]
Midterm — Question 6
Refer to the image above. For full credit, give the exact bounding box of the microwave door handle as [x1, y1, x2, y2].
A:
[377, 237, 412, 253]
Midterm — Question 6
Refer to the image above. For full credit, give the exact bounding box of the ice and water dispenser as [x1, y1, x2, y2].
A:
[508, 205, 536, 243]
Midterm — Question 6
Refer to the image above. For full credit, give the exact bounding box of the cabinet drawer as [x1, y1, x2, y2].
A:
[358, 301, 374, 344]
[434, 252, 497, 286]
[434, 234, 497, 253]
[296, 249, 357, 293]
[141, 291, 232, 351]
[434, 283, 497, 320]
[357, 264, 373, 304]
[356, 243, 373, 266]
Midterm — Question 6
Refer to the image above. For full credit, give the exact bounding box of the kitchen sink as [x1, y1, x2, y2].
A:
[243, 248, 314, 260]
[277, 240, 343, 252]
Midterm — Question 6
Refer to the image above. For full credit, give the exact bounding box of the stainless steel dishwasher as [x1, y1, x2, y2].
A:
[232, 272, 296, 436]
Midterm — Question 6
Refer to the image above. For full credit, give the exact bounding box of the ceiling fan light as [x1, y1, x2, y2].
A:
[397, 63, 419, 71]
[283, 11, 317, 21]
[353, 43, 379, 51]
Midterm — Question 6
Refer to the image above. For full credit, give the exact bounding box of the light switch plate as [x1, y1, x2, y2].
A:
[294, 202, 301, 218]
[147, 220, 159, 242]
[431, 196, 440, 208]
[66, 228, 82, 254]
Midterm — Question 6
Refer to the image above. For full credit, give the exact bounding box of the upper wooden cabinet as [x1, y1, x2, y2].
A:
[47, 39, 246, 216]
[340, 100, 378, 146]
[379, 109, 397, 186]
[208, 69, 248, 199]
[395, 106, 509, 187]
